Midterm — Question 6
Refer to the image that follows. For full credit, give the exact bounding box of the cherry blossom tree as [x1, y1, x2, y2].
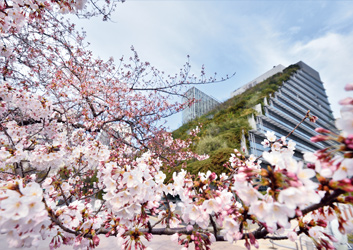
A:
[1, 1, 353, 250]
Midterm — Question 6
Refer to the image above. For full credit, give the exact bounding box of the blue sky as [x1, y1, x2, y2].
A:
[74, 0, 353, 131]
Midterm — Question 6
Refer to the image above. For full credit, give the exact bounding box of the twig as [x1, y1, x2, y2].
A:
[150, 216, 167, 229]
[94, 200, 105, 216]
[284, 110, 310, 139]
[0, 170, 16, 176]
[209, 215, 218, 238]
[57, 183, 70, 206]
[37, 167, 51, 183]
[163, 191, 172, 228]
[299, 189, 345, 218]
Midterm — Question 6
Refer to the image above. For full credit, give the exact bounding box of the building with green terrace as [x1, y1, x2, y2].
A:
[175, 61, 337, 176]
[245, 61, 337, 160]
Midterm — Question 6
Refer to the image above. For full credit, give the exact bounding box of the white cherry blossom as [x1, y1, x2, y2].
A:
[265, 131, 276, 142]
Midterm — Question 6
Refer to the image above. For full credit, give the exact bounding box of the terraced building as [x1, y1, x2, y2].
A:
[174, 61, 337, 176]
[244, 61, 337, 160]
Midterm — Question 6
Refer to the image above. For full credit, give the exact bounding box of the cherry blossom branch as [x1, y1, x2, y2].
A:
[44, 200, 83, 237]
[49, 213, 84, 236]
[163, 192, 172, 228]
[79, 189, 103, 201]
[209, 215, 218, 238]
[98, 226, 193, 236]
[265, 235, 289, 240]
[284, 110, 310, 139]
[3, 0, 11, 10]
[57, 183, 70, 206]
[0, 170, 16, 176]
[97, 187, 344, 242]
[299, 188, 346, 217]
[0, 123, 15, 147]
[37, 167, 51, 183]
[254, 111, 310, 162]
[149, 216, 166, 230]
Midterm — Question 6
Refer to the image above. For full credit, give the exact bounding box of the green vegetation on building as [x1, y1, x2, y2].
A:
[172, 64, 300, 176]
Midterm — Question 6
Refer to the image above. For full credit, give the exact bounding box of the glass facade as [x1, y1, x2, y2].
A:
[182, 87, 220, 124]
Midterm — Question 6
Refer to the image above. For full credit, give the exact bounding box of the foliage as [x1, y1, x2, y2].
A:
[195, 136, 227, 155]
[173, 65, 299, 145]
[348, 233, 353, 244]
[173, 64, 300, 175]
[187, 147, 234, 176]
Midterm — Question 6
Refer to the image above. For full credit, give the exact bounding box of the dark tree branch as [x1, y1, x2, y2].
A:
[299, 188, 346, 217]
[209, 215, 218, 238]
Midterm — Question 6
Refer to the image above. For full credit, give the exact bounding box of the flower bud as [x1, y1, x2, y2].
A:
[309, 115, 318, 123]
[339, 97, 353, 105]
[249, 232, 256, 244]
[344, 152, 353, 158]
[209, 172, 216, 181]
[345, 83, 353, 91]
[307, 163, 315, 169]
[296, 209, 303, 217]
[311, 135, 329, 142]
[316, 219, 327, 227]
[245, 239, 251, 250]
[92, 235, 100, 246]
[315, 127, 331, 134]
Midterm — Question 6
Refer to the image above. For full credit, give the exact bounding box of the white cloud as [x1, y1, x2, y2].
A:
[288, 26, 301, 35]
[225, 25, 353, 120]
[288, 32, 353, 119]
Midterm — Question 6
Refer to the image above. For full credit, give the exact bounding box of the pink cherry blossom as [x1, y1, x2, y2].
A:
[1, 2, 353, 249]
